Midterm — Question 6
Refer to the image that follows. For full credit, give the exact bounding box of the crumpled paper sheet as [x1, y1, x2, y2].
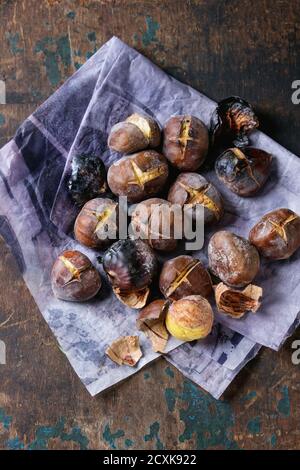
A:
[0, 37, 299, 398]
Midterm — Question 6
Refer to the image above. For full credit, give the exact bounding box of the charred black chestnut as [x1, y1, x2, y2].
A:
[211, 96, 259, 148]
[74, 198, 118, 249]
[163, 115, 209, 171]
[102, 239, 158, 308]
[51, 250, 102, 301]
[108, 113, 161, 154]
[68, 154, 107, 206]
[168, 172, 223, 224]
[215, 147, 272, 197]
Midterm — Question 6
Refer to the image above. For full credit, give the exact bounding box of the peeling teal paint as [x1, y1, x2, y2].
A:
[5, 32, 23, 55]
[34, 35, 71, 86]
[66, 11, 76, 19]
[247, 416, 261, 434]
[144, 372, 150, 380]
[270, 434, 277, 447]
[6, 437, 24, 450]
[165, 388, 176, 413]
[277, 386, 290, 416]
[0, 408, 12, 431]
[142, 16, 160, 47]
[74, 62, 82, 70]
[241, 391, 257, 403]
[87, 32, 96, 43]
[103, 424, 125, 450]
[27, 418, 89, 450]
[125, 438, 133, 448]
[56, 36, 71, 68]
[144, 422, 164, 450]
[0, 114, 5, 127]
[165, 366, 174, 378]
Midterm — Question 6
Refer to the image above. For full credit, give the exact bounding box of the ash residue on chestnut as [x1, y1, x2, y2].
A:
[68, 154, 107, 206]
[159, 255, 212, 300]
[102, 239, 157, 293]
[107, 150, 169, 203]
[208, 231, 260, 287]
[163, 115, 209, 171]
[168, 172, 223, 224]
[211, 96, 259, 149]
[215, 147, 272, 197]
[51, 250, 102, 301]
[249, 208, 300, 260]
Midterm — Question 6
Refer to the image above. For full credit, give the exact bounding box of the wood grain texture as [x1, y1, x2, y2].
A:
[0, 0, 300, 450]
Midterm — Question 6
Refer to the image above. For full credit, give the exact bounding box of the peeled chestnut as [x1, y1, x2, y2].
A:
[159, 255, 212, 301]
[131, 198, 178, 252]
[107, 150, 169, 203]
[168, 173, 223, 224]
[215, 147, 272, 197]
[108, 113, 161, 154]
[208, 231, 260, 287]
[68, 154, 107, 206]
[211, 96, 259, 148]
[165, 295, 214, 341]
[74, 198, 118, 249]
[102, 239, 157, 308]
[163, 115, 209, 171]
[249, 208, 300, 260]
[51, 250, 101, 301]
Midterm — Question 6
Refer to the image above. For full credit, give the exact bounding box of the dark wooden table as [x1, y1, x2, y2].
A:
[0, 0, 299, 450]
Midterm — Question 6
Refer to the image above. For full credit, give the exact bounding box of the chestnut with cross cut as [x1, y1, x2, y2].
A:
[215, 147, 272, 197]
[249, 208, 300, 260]
[74, 197, 118, 249]
[159, 255, 213, 301]
[107, 150, 169, 203]
[163, 115, 209, 171]
[108, 113, 161, 154]
[167, 173, 223, 224]
[51, 250, 102, 301]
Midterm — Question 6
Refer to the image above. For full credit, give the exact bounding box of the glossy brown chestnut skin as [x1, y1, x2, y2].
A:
[131, 198, 178, 252]
[108, 113, 161, 154]
[249, 208, 300, 260]
[215, 147, 272, 197]
[51, 250, 101, 301]
[211, 96, 259, 148]
[107, 150, 169, 203]
[168, 172, 223, 224]
[163, 115, 209, 171]
[102, 239, 157, 293]
[159, 255, 213, 301]
[74, 198, 118, 249]
[208, 231, 260, 287]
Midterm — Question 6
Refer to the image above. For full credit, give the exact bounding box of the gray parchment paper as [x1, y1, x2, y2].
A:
[0, 37, 299, 398]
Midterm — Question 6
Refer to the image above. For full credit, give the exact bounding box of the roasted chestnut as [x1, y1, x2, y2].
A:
[167, 173, 223, 224]
[107, 150, 169, 203]
[131, 198, 178, 252]
[211, 96, 259, 148]
[68, 154, 107, 206]
[163, 115, 209, 171]
[108, 113, 161, 154]
[249, 208, 300, 260]
[102, 239, 157, 308]
[51, 250, 101, 301]
[74, 198, 118, 249]
[159, 255, 212, 300]
[215, 147, 272, 197]
[165, 295, 214, 341]
[208, 231, 260, 287]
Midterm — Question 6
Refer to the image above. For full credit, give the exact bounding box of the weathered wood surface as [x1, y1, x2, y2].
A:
[0, 0, 299, 450]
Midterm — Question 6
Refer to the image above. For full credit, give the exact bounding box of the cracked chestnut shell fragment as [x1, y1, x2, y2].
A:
[168, 172, 223, 224]
[249, 208, 300, 260]
[208, 231, 260, 287]
[68, 154, 107, 206]
[211, 96, 259, 148]
[102, 239, 158, 308]
[163, 115, 209, 171]
[74, 197, 118, 249]
[108, 113, 161, 154]
[107, 150, 169, 203]
[159, 255, 213, 301]
[51, 250, 102, 301]
[215, 147, 272, 197]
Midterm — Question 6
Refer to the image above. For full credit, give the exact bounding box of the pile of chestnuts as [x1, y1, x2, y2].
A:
[50, 101, 300, 367]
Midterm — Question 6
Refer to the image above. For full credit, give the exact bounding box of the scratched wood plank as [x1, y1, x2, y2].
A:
[0, 0, 300, 450]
